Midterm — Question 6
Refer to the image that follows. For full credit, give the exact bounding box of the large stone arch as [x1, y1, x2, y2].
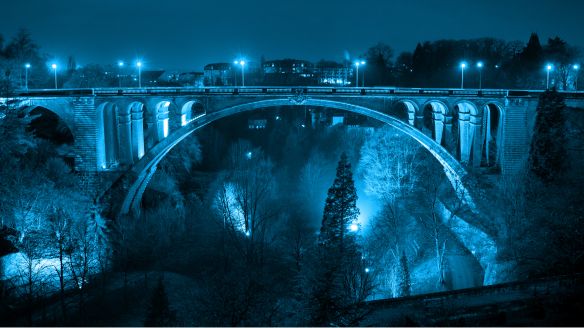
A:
[106, 97, 499, 282]
[116, 98, 479, 216]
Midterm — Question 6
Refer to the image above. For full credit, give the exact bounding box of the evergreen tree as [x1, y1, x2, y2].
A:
[319, 152, 359, 253]
[311, 152, 371, 326]
[528, 89, 567, 183]
[144, 277, 176, 327]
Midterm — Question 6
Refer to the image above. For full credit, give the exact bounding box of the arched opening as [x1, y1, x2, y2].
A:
[453, 101, 480, 165]
[27, 106, 74, 145]
[144, 101, 171, 152]
[481, 103, 502, 168]
[26, 106, 75, 166]
[128, 102, 146, 162]
[97, 102, 120, 169]
[119, 98, 473, 219]
[392, 100, 417, 126]
[180, 101, 205, 127]
[422, 101, 448, 146]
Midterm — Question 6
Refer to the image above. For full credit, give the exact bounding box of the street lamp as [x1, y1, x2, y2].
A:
[24, 63, 30, 90]
[51, 63, 58, 89]
[476, 61, 484, 89]
[234, 60, 246, 87]
[546, 64, 552, 89]
[118, 61, 124, 88]
[460, 62, 467, 89]
[574, 64, 580, 90]
[354, 61, 365, 88]
[136, 61, 142, 88]
[350, 223, 359, 232]
[359, 60, 366, 87]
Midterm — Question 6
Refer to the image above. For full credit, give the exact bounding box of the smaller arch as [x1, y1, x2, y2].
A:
[453, 101, 482, 165]
[143, 101, 172, 152]
[481, 102, 504, 168]
[126, 101, 147, 162]
[392, 99, 418, 126]
[421, 100, 449, 145]
[180, 101, 205, 127]
[96, 102, 121, 170]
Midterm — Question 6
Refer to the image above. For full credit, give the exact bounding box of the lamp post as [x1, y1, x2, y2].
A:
[137, 61, 142, 88]
[476, 61, 484, 89]
[51, 63, 58, 89]
[546, 64, 552, 89]
[354, 61, 362, 88]
[24, 63, 30, 90]
[460, 62, 467, 89]
[118, 61, 124, 88]
[574, 64, 580, 90]
[234, 60, 246, 87]
[359, 60, 366, 87]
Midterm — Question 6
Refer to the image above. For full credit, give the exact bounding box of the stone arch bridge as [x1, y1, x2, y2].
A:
[10, 87, 584, 284]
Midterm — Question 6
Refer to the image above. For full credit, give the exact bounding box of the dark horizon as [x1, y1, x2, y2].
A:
[1, 0, 583, 70]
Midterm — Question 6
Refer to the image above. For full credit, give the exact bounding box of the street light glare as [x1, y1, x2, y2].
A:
[137, 61, 142, 67]
[360, 60, 366, 65]
[574, 64, 580, 70]
[25, 63, 31, 68]
[118, 61, 124, 67]
[240, 60, 245, 66]
[460, 62, 467, 69]
[51, 63, 57, 69]
[350, 224, 359, 232]
[546, 64, 552, 71]
[477, 62, 484, 68]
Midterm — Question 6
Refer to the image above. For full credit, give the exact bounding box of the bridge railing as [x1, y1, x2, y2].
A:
[16, 87, 584, 98]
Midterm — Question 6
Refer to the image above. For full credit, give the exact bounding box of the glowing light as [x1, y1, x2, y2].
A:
[51, 63, 57, 69]
[477, 61, 483, 68]
[246, 151, 252, 159]
[240, 60, 245, 66]
[350, 224, 359, 232]
[574, 64, 580, 70]
[460, 62, 467, 69]
[245, 231, 250, 237]
[365, 267, 370, 273]
[163, 119, 169, 138]
[546, 64, 552, 71]
[118, 61, 124, 67]
[181, 114, 187, 126]
[137, 61, 142, 67]
[25, 63, 31, 68]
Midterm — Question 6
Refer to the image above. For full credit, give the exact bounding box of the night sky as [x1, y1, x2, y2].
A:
[1, 0, 582, 70]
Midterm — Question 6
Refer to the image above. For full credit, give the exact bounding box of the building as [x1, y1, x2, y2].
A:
[204, 63, 234, 86]
[179, 72, 204, 87]
[315, 61, 354, 86]
[262, 59, 316, 85]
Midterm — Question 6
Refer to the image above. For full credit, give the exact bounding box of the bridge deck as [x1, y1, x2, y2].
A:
[16, 87, 584, 98]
